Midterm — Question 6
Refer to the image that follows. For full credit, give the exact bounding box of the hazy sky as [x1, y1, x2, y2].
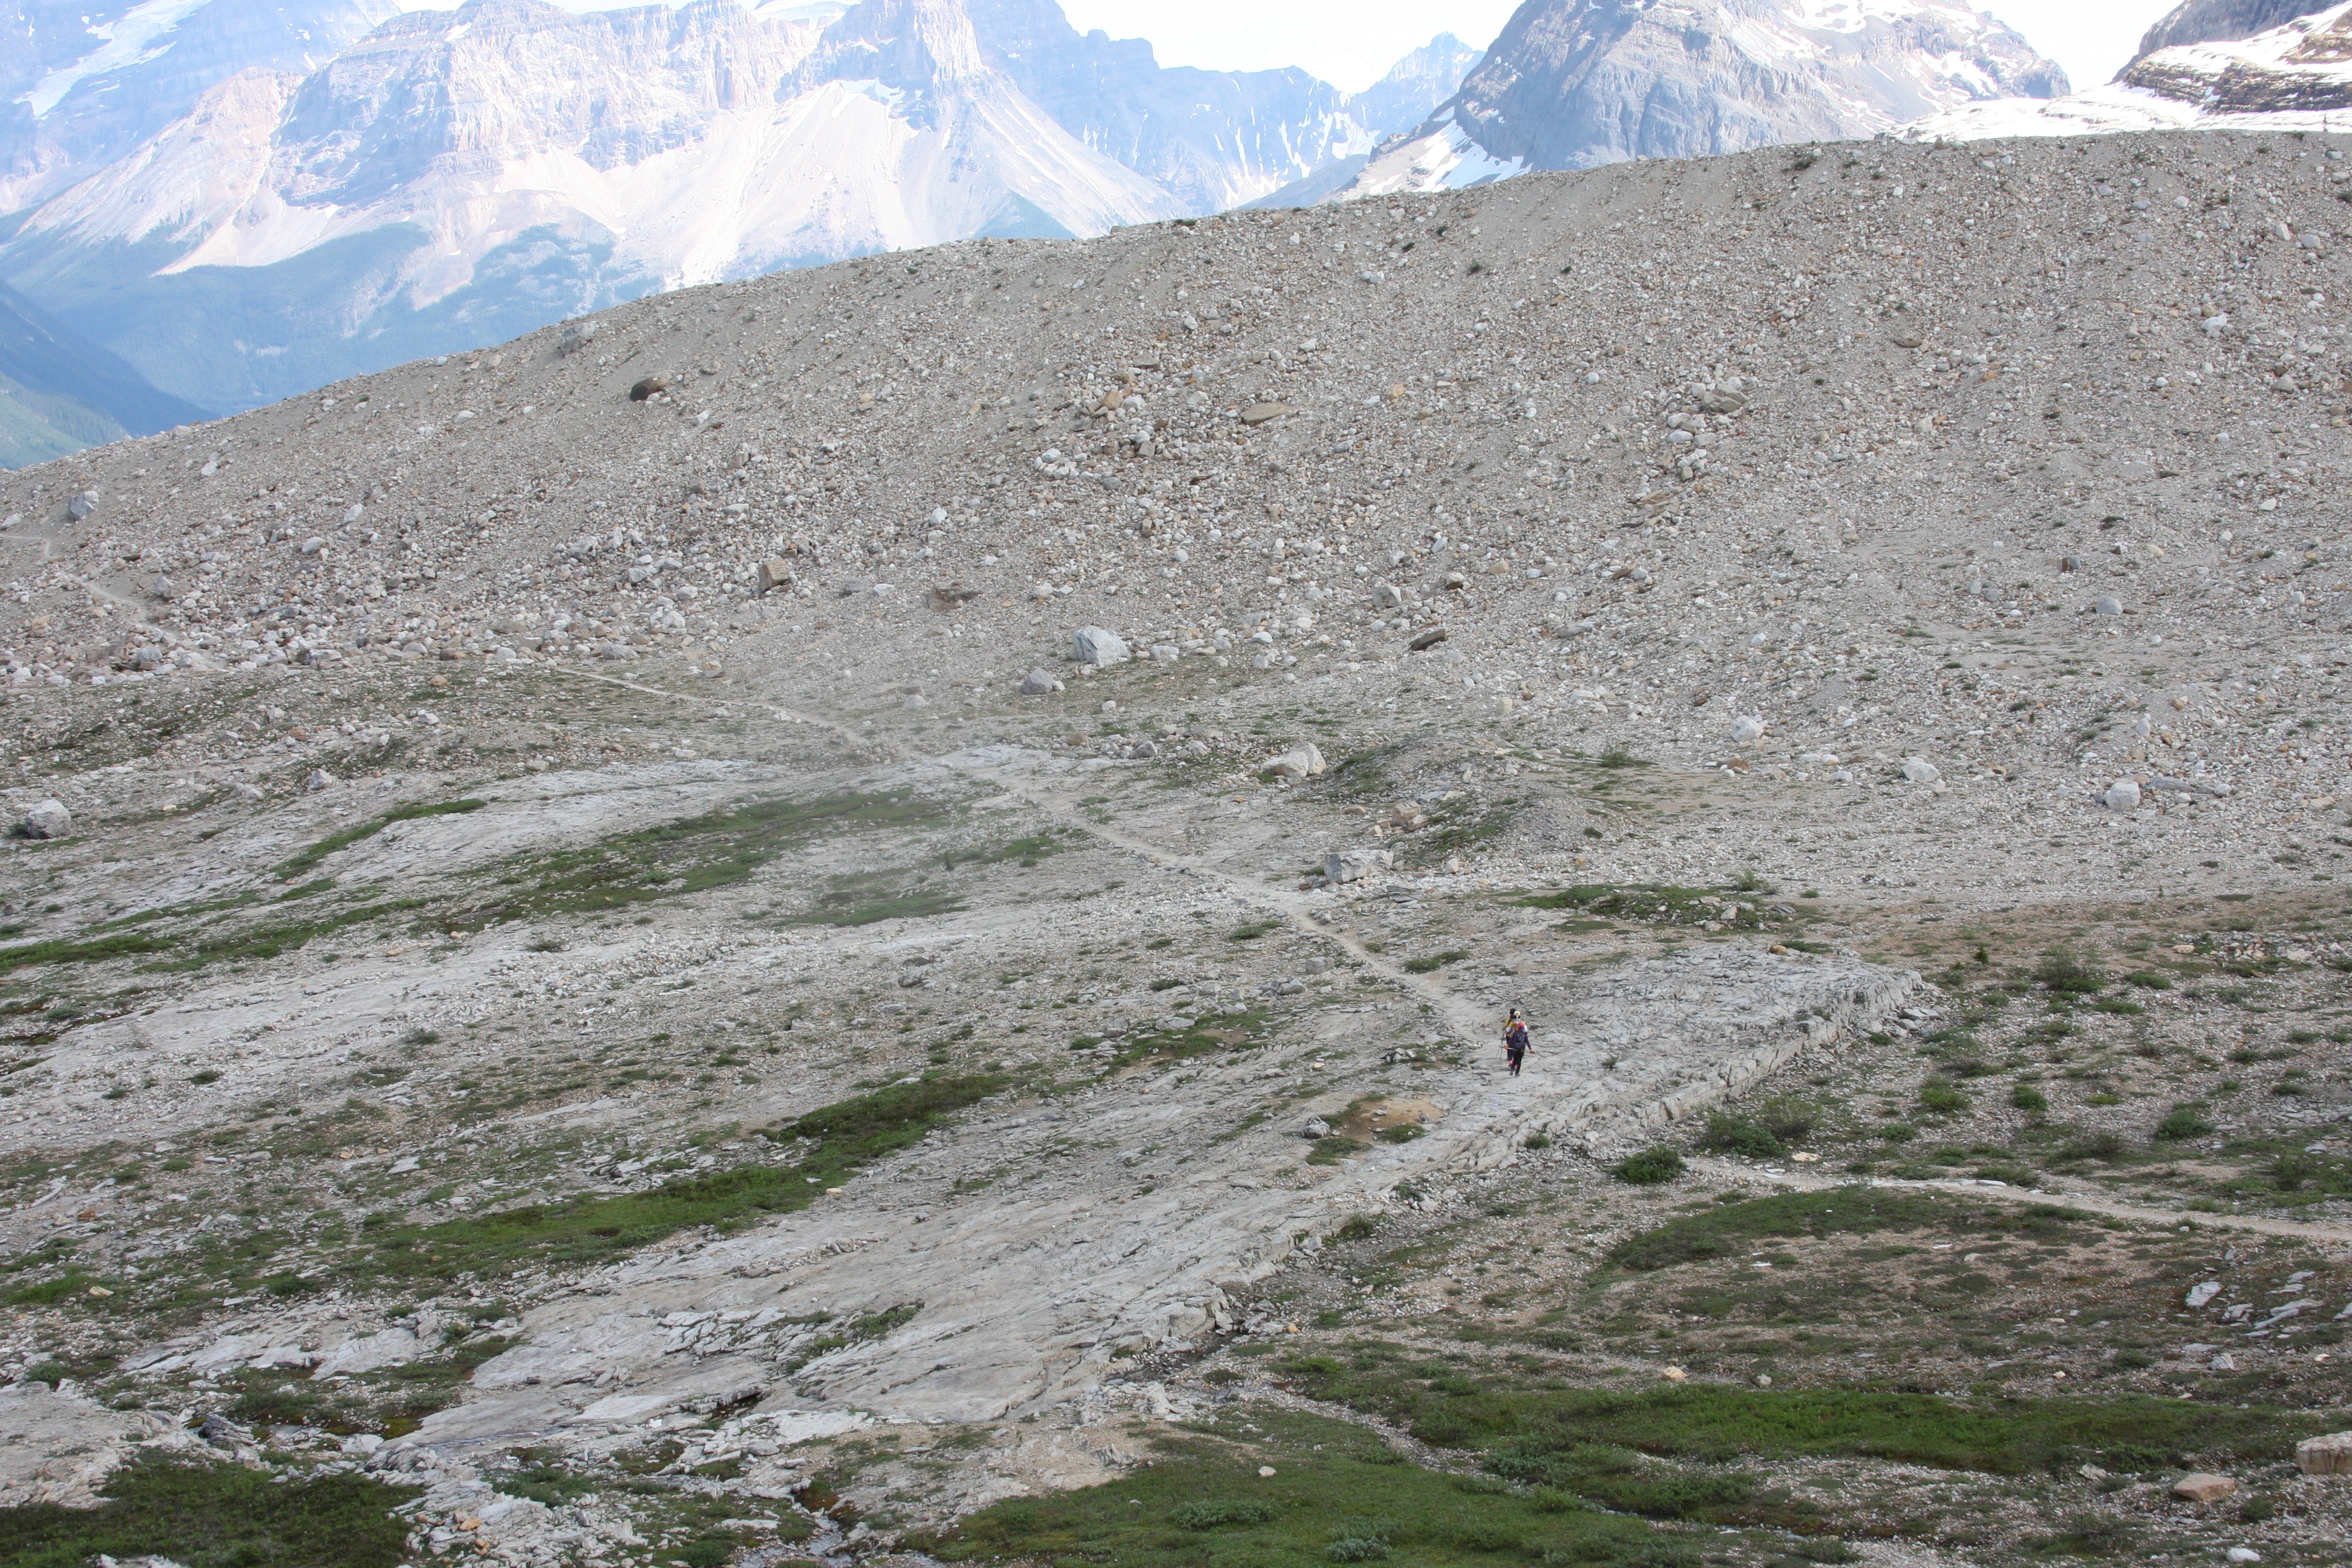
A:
[1055, 1, 2187, 96]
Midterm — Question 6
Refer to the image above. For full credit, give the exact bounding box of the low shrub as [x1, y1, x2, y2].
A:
[2154, 1106, 2213, 1142]
[1918, 1078, 1971, 1114]
[1171, 1498, 1279, 1529]
[1699, 1115, 1784, 1160]
[1613, 1148, 1684, 1185]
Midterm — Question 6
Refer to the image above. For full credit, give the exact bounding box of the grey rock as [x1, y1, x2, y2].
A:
[2296, 1429, 2352, 1475]
[2148, 776, 2229, 797]
[1343, 0, 2064, 197]
[2129, 0, 2316, 67]
[1019, 667, 1061, 695]
[66, 490, 97, 521]
[756, 559, 794, 593]
[231, 783, 266, 803]
[1324, 848, 1393, 884]
[1262, 742, 1327, 779]
[1072, 626, 1131, 666]
[19, 799, 70, 839]
[556, 319, 601, 356]
[2094, 595, 2123, 616]
[198, 1411, 253, 1448]
[1900, 757, 1940, 785]
[1348, 31, 1484, 138]
[2103, 778, 2142, 812]
[1301, 1117, 1332, 1140]
[837, 578, 875, 597]
[146, 574, 176, 600]
[304, 769, 336, 792]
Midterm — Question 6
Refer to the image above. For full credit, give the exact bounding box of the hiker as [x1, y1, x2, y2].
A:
[1502, 1009, 1530, 1076]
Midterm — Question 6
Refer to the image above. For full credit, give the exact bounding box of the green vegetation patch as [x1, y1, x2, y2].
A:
[1109, 1008, 1272, 1071]
[351, 1073, 1001, 1282]
[461, 791, 944, 923]
[1605, 1190, 2088, 1273]
[1475, 1387, 2300, 1478]
[919, 1409, 1692, 1568]
[1613, 1149, 1685, 1186]
[1275, 1359, 2311, 1479]
[797, 885, 968, 928]
[1515, 885, 1779, 933]
[0, 929, 174, 975]
[0, 1454, 417, 1568]
[0, 893, 433, 975]
[273, 798, 488, 879]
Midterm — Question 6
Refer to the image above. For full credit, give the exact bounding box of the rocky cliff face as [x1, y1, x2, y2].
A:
[1348, 32, 1484, 138]
[1244, 33, 1488, 209]
[956, 0, 1371, 215]
[2122, 0, 2352, 112]
[1908, 1, 2352, 140]
[0, 0, 1422, 422]
[2128, 0, 2331, 68]
[0, 0, 402, 214]
[1324, 0, 2065, 200]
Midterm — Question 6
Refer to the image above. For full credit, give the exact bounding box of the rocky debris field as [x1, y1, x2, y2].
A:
[0, 130, 2349, 1567]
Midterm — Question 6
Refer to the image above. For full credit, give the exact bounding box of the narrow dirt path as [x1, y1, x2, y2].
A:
[0, 526, 160, 618]
[543, 661, 1504, 1047]
[1699, 1156, 2352, 1245]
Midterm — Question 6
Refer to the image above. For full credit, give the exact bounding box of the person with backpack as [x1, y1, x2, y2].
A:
[1502, 1009, 1530, 1076]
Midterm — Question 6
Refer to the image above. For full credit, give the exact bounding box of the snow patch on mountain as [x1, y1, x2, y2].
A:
[1315, 0, 2066, 204]
[1906, 1, 2352, 140]
[31, 0, 1178, 307]
[23, 0, 218, 118]
[1338, 116, 1527, 200]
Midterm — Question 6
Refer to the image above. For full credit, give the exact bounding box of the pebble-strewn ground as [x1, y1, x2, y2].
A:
[0, 131, 2348, 1568]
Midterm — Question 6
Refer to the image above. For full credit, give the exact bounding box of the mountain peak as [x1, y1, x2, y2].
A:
[1326, 0, 2064, 200]
[803, 0, 994, 92]
[2127, 0, 2328, 71]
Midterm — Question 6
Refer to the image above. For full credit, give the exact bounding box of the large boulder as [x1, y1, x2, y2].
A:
[19, 799, 70, 839]
[1261, 743, 1327, 780]
[1325, 848, 1393, 884]
[2298, 1431, 2352, 1475]
[1072, 626, 1130, 666]
[2169, 1472, 2237, 1502]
